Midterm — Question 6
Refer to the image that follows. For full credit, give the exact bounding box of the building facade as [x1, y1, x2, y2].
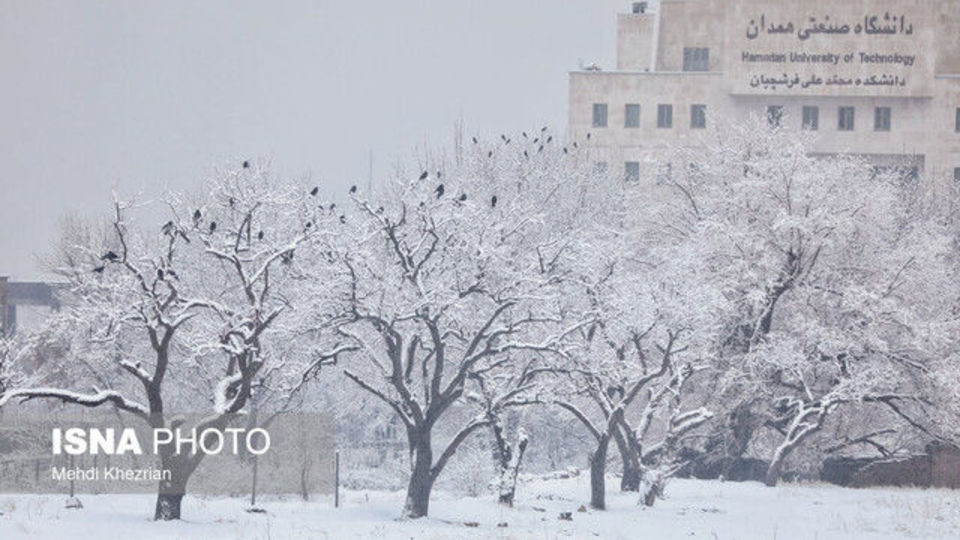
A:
[0, 277, 60, 337]
[569, 0, 960, 187]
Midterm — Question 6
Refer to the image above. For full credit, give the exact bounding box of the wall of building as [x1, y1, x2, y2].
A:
[617, 13, 656, 71]
[935, 0, 960, 74]
[656, 0, 724, 72]
[931, 444, 960, 489]
[569, 0, 960, 187]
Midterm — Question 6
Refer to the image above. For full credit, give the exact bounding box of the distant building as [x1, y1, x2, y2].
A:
[569, 0, 960, 187]
[0, 277, 60, 337]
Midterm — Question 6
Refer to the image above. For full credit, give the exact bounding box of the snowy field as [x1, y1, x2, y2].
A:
[1, 476, 958, 539]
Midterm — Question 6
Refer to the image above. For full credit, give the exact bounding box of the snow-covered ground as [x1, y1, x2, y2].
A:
[1, 476, 958, 539]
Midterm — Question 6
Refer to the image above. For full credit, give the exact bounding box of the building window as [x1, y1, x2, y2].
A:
[592, 103, 608, 128]
[625, 104, 641, 128]
[767, 105, 783, 127]
[802, 106, 819, 130]
[657, 104, 673, 128]
[955, 167, 960, 183]
[956, 108, 960, 132]
[690, 104, 706, 129]
[625, 161, 640, 182]
[683, 47, 710, 71]
[874, 107, 891, 132]
[594, 161, 609, 174]
[838, 106, 856, 131]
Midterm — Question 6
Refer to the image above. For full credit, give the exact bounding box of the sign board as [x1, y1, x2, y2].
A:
[724, 0, 934, 96]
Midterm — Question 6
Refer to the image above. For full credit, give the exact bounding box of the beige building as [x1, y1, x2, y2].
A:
[569, 0, 960, 186]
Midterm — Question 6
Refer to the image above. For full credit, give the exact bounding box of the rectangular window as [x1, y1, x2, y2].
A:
[690, 104, 706, 129]
[955, 167, 960, 183]
[657, 104, 673, 128]
[625, 161, 640, 182]
[802, 106, 819, 130]
[592, 103, 608, 128]
[625, 103, 641, 128]
[874, 107, 891, 132]
[682, 47, 710, 71]
[767, 105, 783, 127]
[838, 106, 855, 131]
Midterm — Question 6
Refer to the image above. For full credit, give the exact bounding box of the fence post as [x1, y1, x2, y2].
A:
[251, 455, 259, 507]
[334, 449, 340, 508]
[69, 454, 75, 498]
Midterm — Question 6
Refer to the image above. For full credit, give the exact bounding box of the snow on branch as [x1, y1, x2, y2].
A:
[0, 387, 149, 419]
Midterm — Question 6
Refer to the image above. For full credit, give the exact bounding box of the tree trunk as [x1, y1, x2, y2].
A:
[154, 491, 184, 521]
[498, 487, 515, 505]
[620, 461, 641, 492]
[727, 402, 758, 462]
[154, 454, 191, 521]
[152, 421, 216, 521]
[640, 469, 665, 506]
[402, 428, 434, 518]
[765, 442, 793, 487]
[497, 431, 528, 506]
[765, 408, 826, 487]
[589, 436, 610, 510]
[613, 426, 642, 492]
[154, 492, 184, 521]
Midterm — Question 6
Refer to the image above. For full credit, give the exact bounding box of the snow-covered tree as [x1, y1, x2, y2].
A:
[328, 133, 603, 518]
[0, 163, 349, 520]
[0, 337, 12, 396]
[655, 117, 958, 485]
[614, 360, 714, 505]
[549, 256, 721, 509]
[467, 356, 539, 506]
[527, 149, 728, 510]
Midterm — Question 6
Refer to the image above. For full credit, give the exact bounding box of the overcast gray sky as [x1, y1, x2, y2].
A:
[0, 0, 629, 280]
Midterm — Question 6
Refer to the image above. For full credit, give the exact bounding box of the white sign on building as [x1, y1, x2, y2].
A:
[725, 0, 934, 96]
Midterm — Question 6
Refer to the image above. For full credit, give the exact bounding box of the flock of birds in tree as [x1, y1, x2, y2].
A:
[403, 126, 591, 211]
[93, 129, 592, 275]
[470, 126, 580, 157]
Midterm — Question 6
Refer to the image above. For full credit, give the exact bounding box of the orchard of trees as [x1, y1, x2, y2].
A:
[1, 118, 959, 520]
